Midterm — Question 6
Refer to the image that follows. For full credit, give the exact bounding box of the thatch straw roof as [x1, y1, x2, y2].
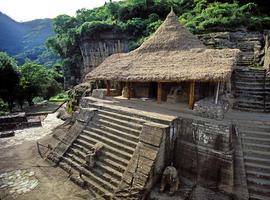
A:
[86, 10, 240, 82]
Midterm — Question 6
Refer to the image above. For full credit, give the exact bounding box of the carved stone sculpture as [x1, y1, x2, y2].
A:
[160, 166, 179, 195]
[167, 86, 187, 103]
[84, 142, 104, 169]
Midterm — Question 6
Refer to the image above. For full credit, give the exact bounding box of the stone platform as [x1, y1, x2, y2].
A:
[0, 112, 41, 132]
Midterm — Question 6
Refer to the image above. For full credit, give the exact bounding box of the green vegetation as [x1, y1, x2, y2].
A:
[0, 52, 64, 112]
[47, 0, 270, 76]
[49, 92, 69, 102]
[19, 61, 63, 105]
[0, 52, 20, 110]
[0, 12, 59, 66]
[179, 1, 270, 33]
[0, 99, 9, 115]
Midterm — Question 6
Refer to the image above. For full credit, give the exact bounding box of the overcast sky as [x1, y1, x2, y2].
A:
[0, 0, 120, 22]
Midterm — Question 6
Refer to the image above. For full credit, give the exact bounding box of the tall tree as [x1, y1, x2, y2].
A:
[19, 61, 62, 105]
[0, 52, 20, 110]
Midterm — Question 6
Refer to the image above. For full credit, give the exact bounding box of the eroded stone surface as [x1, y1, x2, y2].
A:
[0, 169, 39, 198]
[0, 113, 64, 149]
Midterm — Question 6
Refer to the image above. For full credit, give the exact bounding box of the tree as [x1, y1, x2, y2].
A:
[19, 61, 62, 105]
[0, 52, 20, 110]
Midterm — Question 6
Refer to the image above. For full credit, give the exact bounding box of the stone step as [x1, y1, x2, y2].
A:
[72, 142, 129, 168]
[234, 85, 269, 91]
[247, 170, 270, 180]
[82, 130, 135, 155]
[247, 177, 270, 189]
[248, 184, 270, 197]
[243, 143, 270, 152]
[99, 156, 126, 174]
[238, 124, 270, 133]
[249, 193, 270, 200]
[244, 156, 270, 166]
[234, 81, 266, 86]
[244, 149, 270, 160]
[76, 136, 132, 161]
[234, 69, 266, 73]
[234, 90, 266, 95]
[234, 93, 266, 99]
[98, 114, 143, 131]
[65, 153, 120, 187]
[69, 147, 126, 174]
[245, 162, 270, 174]
[87, 126, 138, 148]
[233, 78, 266, 83]
[234, 106, 266, 113]
[236, 100, 265, 105]
[236, 101, 266, 106]
[59, 162, 98, 197]
[95, 161, 123, 181]
[242, 136, 270, 146]
[234, 73, 266, 78]
[98, 109, 146, 124]
[60, 157, 116, 194]
[85, 100, 172, 126]
[98, 118, 141, 136]
[94, 123, 139, 143]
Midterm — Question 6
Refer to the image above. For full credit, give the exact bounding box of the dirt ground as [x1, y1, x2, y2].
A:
[0, 113, 93, 200]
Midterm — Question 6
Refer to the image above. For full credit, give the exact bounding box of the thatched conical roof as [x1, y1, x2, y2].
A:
[86, 10, 240, 82]
[137, 9, 205, 53]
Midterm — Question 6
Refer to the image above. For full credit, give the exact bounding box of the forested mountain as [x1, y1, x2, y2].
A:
[0, 12, 59, 66]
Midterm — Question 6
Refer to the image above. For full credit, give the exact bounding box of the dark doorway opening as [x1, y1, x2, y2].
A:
[197, 82, 216, 100]
[149, 82, 158, 99]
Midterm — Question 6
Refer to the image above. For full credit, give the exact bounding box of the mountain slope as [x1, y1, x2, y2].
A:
[0, 12, 24, 55]
[0, 12, 58, 66]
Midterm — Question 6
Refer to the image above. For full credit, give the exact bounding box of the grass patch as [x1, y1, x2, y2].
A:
[49, 92, 69, 102]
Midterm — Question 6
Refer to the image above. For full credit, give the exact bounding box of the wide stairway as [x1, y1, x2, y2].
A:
[53, 99, 172, 199]
[237, 122, 270, 200]
[232, 68, 270, 113]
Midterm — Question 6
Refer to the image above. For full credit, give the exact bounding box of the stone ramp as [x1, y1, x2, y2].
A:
[47, 98, 174, 199]
[237, 121, 270, 200]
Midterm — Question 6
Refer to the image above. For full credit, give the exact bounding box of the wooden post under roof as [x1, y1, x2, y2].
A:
[106, 80, 111, 96]
[215, 81, 220, 104]
[189, 81, 195, 109]
[157, 82, 162, 104]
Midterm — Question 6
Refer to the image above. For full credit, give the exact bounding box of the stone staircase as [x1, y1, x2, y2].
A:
[237, 122, 270, 200]
[48, 98, 173, 199]
[232, 68, 270, 113]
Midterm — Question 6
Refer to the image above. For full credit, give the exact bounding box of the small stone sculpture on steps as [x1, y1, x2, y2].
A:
[84, 142, 104, 169]
[160, 166, 179, 195]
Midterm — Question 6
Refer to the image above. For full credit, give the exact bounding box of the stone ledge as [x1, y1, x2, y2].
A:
[140, 122, 169, 147]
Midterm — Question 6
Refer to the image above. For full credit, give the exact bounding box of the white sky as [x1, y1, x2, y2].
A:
[0, 0, 119, 22]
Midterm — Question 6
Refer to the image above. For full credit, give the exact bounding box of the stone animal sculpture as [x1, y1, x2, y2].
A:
[160, 166, 179, 195]
[84, 142, 104, 169]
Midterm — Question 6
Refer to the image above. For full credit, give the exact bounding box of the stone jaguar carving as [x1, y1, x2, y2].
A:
[84, 142, 104, 169]
[160, 166, 179, 195]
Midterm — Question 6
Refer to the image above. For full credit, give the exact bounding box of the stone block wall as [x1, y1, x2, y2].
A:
[193, 97, 230, 120]
[117, 122, 170, 199]
[174, 117, 234, 193]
